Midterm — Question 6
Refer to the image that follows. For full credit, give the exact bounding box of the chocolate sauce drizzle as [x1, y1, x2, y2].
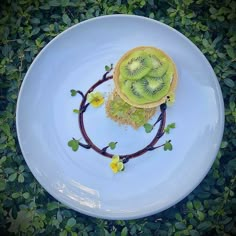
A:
[78, 69, 167, 162]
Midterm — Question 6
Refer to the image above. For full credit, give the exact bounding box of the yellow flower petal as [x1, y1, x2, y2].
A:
[111, 155, 120, 163]
[110, 162, 118, 173]
[91, 97, 104, 107]
[109, 155, 125, 173]
[87, 92, 104, 108]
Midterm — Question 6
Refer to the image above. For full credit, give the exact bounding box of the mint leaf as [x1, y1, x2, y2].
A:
[164, 141, 173, 151]
[109, 142, 117, 150]
[68, 139, 79, 151]
[144, 123, 153, 133]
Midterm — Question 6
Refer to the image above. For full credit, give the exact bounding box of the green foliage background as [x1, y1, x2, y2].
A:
[0, 0, 235, 235]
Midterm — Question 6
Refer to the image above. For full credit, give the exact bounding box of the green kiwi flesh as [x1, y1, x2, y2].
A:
[140, 70, 172, 101]
[120, 51, 152, 80]
[120, 77, 149, 104]
[144, 48, 170, 78]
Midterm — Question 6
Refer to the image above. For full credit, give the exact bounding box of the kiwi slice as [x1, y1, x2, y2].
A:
[139, 77, 167, 102]
[143, 48, 169, 78]
[155, 58, 169, 77]
[120, 79, 149, 104]
[120, 51, 152, 80]
[138, 68, 173, 102]
[147, 54, 162, 77]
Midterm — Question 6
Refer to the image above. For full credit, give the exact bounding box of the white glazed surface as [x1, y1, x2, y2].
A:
[16, 15, 224, 220]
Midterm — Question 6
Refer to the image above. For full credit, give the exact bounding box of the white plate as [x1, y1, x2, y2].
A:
[16, 15, 224, 220]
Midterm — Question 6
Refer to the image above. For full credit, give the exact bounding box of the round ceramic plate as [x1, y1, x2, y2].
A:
[16, 15, 224, 220]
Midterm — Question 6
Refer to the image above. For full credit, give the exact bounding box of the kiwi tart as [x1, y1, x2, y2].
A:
[113, 46, 178, 108]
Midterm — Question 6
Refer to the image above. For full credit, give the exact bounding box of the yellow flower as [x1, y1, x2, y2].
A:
[109, 155, 124, 173]
[166, 92, 175, 106]
[87, 92, 104, 107]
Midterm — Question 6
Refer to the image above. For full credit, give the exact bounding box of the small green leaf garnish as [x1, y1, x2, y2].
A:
[68, 139, 79, 151]
[109, 142, 117, 150]
[105, 64, 113, 71]
[73, 109, 80, 114]
[164, 123, 176, 134]
[144, 123, 153, 133]
[105, 65, 110, 71]
[70, 89, 77, 96]
[164, 140, 173, 151]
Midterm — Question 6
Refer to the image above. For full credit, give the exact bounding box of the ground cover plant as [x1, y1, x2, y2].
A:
[0, 0, 235, 235]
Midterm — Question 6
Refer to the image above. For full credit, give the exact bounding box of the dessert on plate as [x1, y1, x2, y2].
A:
[106, 46, 178, 128]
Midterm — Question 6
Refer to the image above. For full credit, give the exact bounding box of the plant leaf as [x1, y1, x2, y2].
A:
[68, 139, 79, 151]
[70, 89, 77, 96]
[164, 141, 173, 151]
[66, 217, 76, 227]
[144, 123, 153, 133]
[109, 142, 117, 150]
[73, 109, 80, 114]
[105, 65, 110, 71]
[164, 123, 176, 134]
